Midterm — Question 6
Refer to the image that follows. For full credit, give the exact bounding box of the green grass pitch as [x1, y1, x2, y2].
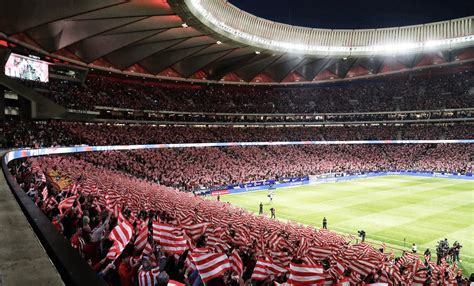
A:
[214, 176, 474, 274]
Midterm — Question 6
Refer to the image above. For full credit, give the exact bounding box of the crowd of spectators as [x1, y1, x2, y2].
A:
[11, 155, 472, 285]
[78, 144, 473, 191]
[2, 121, 473, 148]
[28, 69, 474, 114]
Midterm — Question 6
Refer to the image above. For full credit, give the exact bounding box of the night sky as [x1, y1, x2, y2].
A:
[228, 0, 474, 29]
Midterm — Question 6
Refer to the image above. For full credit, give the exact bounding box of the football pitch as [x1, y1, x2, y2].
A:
[215, 176, 474, 274]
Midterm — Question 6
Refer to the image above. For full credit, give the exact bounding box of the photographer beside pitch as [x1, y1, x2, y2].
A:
[436, 238, 463, 264]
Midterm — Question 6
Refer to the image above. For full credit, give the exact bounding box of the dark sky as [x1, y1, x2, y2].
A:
[228, 0, 474, 29]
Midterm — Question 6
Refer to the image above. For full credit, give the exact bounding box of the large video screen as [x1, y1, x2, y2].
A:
[4, 53, 49, 82]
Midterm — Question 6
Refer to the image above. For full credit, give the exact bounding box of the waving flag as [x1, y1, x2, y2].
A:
[107, 219, 133, 260]
[251, 258, 287, 280]
[183, 223, 209, 241]
[308, 245, 333, 260]
[190, 252, 231, 283]
[287, 262, 324, 285]
[69, 183, 78, 195]
[40, 172, 47, 183]
[185, 248, 212, 270]
[42, 186, 48, 200]
[230, 249, 243, 278]
[134, 223, 149, 252]
[270, 250, 291, 267]
[152, 222, 187, 254]
[106, 242, 122, 260]
[349, 258, 380, 277]
[58, 195, 77, 214]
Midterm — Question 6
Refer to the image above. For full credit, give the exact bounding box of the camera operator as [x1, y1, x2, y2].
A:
[436, 241, 444, 265]
[452, 241, 462, 262]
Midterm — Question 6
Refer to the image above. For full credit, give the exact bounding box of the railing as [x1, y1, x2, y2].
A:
[5, 140, 474, 164]
[90, 106, 474, 125]
[186, 0, 474, 56]
[95, 106, 474, 117]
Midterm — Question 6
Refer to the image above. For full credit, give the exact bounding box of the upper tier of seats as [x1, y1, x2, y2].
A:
[27, 70, 473, 114]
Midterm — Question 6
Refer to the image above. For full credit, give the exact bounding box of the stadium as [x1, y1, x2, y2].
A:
[0, 0, 473, 285]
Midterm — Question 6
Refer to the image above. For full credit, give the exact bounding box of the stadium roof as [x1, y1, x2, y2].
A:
[0, 0, 473, 84]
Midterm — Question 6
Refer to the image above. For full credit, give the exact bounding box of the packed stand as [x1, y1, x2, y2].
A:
[78, 144, 473, 191]
[3, 121, 474, 148]
[28, 70, 474, 113]
[11, 155, 472, 285]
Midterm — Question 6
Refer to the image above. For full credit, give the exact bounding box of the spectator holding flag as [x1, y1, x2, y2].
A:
[424, 248, 431, 263]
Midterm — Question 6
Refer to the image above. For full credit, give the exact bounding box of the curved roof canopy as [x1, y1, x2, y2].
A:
[0, 0, 473, 84]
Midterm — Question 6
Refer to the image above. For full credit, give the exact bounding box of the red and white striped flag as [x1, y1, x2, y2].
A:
[251, 258, 288, 281]
[69, 184, 78, 196]
[105, 193, 121, 211]
[190, 252, 231, 283]
[58, 196, 77, 214]
[295, 236, 310, 257]
[134, 223, 149, 252]
[308, 245, 333, 260]
[107, 219, 134, 260]
[42, 186, 48, 200]
[349, 258, 379, 277]
[185, 248, 211, 270]
[40, 173, 47, 183]
[270, 250, 291, 268]
[329, 257, 346, 279]
[230, 249, 243, 278]
[183, 223, 209, 241]
[106, 242, 122, 260]
[152, 222, 188, 255]
[287, 262, 324, 285]
[179, 216, 193, 226]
